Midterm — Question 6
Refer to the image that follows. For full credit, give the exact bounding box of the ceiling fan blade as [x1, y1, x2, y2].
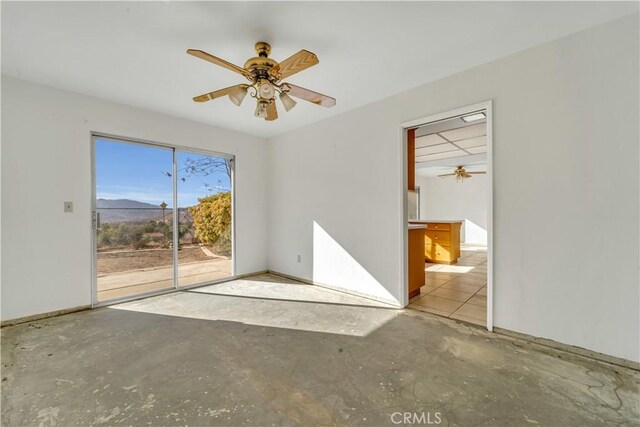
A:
[468, 171, 487, 175]
[266, 100, 278, 121]
[187, 49, 251, 78]
[438, 173, 455, 177]
[284, 84, 336, 108]
[193, 84, 247, 103]
[270, 49, 319, 80]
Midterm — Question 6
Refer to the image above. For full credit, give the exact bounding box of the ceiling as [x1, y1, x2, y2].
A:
[416, 113, 488, 177]
[415, 113, 487, 163]
[2, 2, 637, 138]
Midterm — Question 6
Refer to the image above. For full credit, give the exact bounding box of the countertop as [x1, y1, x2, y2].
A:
[408, 224, 427, 230]
[409, 220, 464, 224]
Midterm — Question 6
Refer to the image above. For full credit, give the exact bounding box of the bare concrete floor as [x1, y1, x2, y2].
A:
[2, 274, 639, 426]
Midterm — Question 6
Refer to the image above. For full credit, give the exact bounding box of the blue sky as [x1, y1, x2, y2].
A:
[95, 137, 231, 207]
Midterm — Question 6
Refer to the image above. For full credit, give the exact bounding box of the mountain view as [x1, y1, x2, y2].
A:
[97, 198, 167, 223]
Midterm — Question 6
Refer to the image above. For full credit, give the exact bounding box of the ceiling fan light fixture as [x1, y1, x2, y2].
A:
[461, 112, 486, 123]
[228, 86, 248, 106]
[279, 91, 297, 112]
[258, 80, 275, 100]
[254, 100, 268, 119]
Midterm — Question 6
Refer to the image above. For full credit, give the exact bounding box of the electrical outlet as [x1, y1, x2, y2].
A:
[297, 255, 301, 263]
[64, 201, 73, 213]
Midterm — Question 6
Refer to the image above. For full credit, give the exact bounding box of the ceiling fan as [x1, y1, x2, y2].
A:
[438, 166, 486, 182]
[187, 42, 336, 121]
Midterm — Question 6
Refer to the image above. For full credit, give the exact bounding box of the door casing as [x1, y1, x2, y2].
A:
[398, 100, 494, 331]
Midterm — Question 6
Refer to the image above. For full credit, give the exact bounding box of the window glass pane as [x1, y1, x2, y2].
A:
[95, 138, 174, 301]
[176, 151, 233, 287]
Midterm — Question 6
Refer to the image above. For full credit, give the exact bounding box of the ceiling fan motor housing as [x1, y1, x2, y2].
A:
[244, 42, 279, 81]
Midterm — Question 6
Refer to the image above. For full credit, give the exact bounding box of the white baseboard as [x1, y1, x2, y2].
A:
[494, 327, 639, 371]
[235, 270, 269, 279]
[267, 270, 401, 308]
[1, 305, 91, 327]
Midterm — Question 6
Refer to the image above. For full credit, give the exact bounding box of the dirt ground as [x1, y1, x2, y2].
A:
[97, 246, 226, 274]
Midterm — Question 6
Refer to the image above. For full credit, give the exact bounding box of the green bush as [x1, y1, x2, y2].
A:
[189, 192, 231, 247]
[97, 228, 113, 247]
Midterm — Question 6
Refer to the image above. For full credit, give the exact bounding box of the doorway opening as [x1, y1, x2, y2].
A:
[91, 134, 235, 304]
[402, 102, 493, 330]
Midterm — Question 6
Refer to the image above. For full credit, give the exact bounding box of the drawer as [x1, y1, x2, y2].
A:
[425, 243, 454, 262]
[427, 223, 450, 231]
[425, 230, 451, 245]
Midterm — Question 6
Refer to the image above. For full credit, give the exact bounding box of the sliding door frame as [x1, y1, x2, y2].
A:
[90, 132, 236, 307]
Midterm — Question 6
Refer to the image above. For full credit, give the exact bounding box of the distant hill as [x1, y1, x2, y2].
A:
[97, 199, 162, 210]
[97, 199, 166, 223]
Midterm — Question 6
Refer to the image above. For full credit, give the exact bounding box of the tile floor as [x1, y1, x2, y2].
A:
[408, 245, 487, 326]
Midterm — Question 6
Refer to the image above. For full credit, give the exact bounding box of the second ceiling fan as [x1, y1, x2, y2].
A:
[187, 42, 336, 121]
[439, 166, 486, 182]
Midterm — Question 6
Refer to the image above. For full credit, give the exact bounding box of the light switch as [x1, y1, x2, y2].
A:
[64, 201, 73, 213]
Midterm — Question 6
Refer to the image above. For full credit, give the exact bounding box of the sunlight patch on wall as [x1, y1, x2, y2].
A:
[464, 219, 487, 245]
[312, 221, 397, 304]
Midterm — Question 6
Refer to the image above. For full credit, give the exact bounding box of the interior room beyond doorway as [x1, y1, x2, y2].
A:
[406, 108, 489, 326]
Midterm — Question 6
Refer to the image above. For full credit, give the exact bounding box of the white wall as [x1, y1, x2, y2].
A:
[416, 174, 488, 245]
[267, 15, 639, 362]
[1, 76, 268, 321]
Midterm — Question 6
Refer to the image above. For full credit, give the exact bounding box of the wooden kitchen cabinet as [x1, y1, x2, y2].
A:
[408, 225, 426, 299]
[410, 221, 462, 264]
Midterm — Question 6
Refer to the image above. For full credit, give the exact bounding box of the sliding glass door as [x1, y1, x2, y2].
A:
[92, 136, 234, 304]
